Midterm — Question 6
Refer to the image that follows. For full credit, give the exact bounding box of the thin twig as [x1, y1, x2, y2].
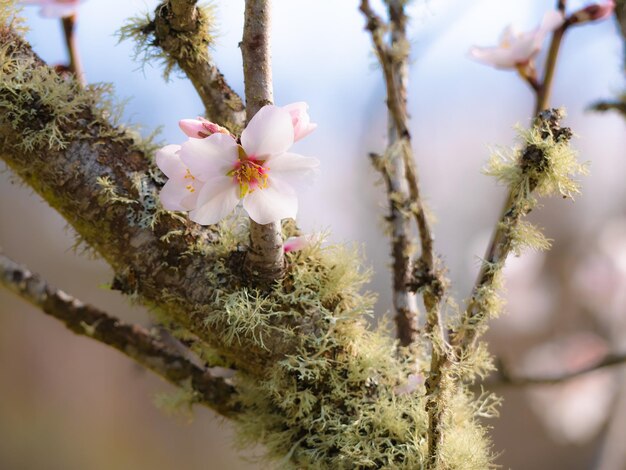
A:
[241, 0, 285, 285]
[152, 0, 246, 132]
[359, 3, 450, 465]
[366, 0, 419, 346]
[61, 14, 85, 86]
[360, 0, 444, 347]
[486, 351, 626, 387]
[0, 251, 239, 417]
[534, 0, 569, 115]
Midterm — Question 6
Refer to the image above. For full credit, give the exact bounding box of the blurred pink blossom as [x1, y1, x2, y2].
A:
[521, 333, 615, 444]
[469, 10, 564, 69]
[22, 0, 81, 18]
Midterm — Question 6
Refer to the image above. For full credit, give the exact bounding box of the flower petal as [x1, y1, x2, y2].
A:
[40, 2, 79, 18]
[189, 177, 240, 225]
[180, 133, 238, 181]
[283, 102, 317, 142]
[469, 46, 518, 69]
[179, 119, 210, 139]
[242, 177, 298, 224]
[241, 105, 294, 158]
[160, 178, 201, 211]
[156, 144, 185, 179]
[540, 10, 565, 33]
[266, 152, 320, 184]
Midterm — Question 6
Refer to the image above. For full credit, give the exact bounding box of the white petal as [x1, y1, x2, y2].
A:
[509, 33, 540, 62]
[180, 133, 238, 182]
[241, 105, 294, 158]
[160, 178, 200, 211]
[189, 177, 240, 225]
[156, 144, 185, 179]
[469, 46, 518, 69]
[40, 3, 78, 17]
[242, 177, 298, 224]
[266, 152, 320, 184]
[540, 10, 565, 33]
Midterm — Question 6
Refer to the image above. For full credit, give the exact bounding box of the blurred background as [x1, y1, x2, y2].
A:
[1, 0, 625, 468]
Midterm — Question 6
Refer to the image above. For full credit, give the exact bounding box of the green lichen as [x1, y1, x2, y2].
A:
[157, 224, 496, 468]
[0, 0, 26, 35]
[153, 378, 200, 420]
[118, 2, 217, 81]
[485, 110, 588, 206]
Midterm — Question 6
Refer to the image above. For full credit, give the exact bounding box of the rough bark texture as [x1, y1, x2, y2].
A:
[152, 0, 246, 132]
[0, 27, 295, 375]
[240, 0, 285, 285]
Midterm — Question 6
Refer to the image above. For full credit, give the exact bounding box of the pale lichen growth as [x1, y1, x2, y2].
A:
[0, 0, 26, 35]
[153, 378, 200, 420]
[118, 2, 217, 81]
[174, 229, 495, 468]
[485, 110, 588, 206]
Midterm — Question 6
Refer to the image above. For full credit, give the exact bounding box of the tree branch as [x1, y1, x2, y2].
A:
[240, 0, 285, 285]
[359, 3, 450, 465]
[485, 351, 626, 387]
[61, 14, 85, 86]
[0, 26, 293, 375]
[149, 0, 246, 132]
[0, 250, 238, 417]
[364, 0, 419, 346]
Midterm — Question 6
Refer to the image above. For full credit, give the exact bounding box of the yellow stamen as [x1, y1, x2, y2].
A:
[227, 146, 269, 198]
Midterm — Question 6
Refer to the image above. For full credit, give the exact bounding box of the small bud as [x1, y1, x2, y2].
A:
[282, 102, 317, 142]
[284, 235, 311, 253]
[178, 118, 232, 139]
[569, 1, 615, 25]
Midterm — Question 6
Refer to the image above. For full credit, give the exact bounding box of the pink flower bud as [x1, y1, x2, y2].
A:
[569, 1, 615, 24]
[178, 118, 232, 139]
[282, 102, 317, 142]
[283, 235, 311, 253]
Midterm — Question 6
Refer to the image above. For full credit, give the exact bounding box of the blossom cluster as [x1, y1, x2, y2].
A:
[156, 103, 319, 226]
[469, 1, 615, 70]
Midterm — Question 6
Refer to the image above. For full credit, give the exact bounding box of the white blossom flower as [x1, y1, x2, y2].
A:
[157, 105, 319, 225]
[469, 10, 564, 69]
[22, 0, 81, 18]
[155, 145, 202, 211]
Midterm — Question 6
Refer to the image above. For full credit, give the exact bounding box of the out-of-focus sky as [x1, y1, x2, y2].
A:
[1, 0, 624, 469]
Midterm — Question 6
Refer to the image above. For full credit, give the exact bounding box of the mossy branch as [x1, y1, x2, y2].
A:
[0, 26, 279, 373]
[360, 4, 453, 466]
[0, 250, 238, 417]
[360, 0, 446, 350]
[119, 0, 246, 133]
[364, 0, 420, 347]
[455, 109, 582, 355]
[1, 16, 498, 469]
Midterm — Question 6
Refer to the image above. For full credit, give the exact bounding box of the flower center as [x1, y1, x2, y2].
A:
[184, 169, 196, 193]
[228, 146, 269, 198]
